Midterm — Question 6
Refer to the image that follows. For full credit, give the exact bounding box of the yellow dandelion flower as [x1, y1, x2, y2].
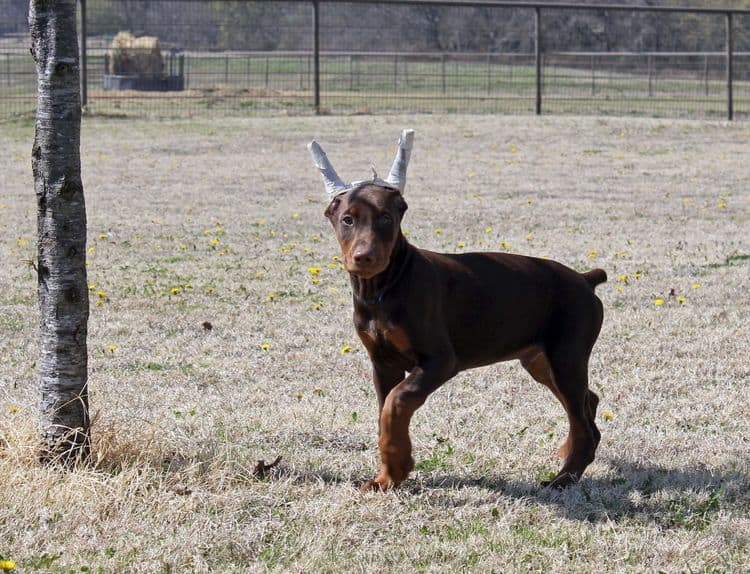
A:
[0, 560, 16, 571]
[677, 296, 686, 304]
[655, 298, 665, 306]
[295, 391, 303, 400]
[308, 267, 321, 276]
[602, 410, 614, 421]
[267, 292, 276, 302]
[205, 286, 215, 294]
[260, 342, 270, 350]
[692, 282, 701, 289]
[312, 279, 320, 285]
[527, 197, 534, 204]
[292, 212, 300, 219]
[618, 274, 629, 283]
[179, 243, 188, 251]
[327, 263, 338, 269]
[587, 249, 597, 260]
[88, 283, 96, 291]
[457, 242, 466, 248]
[98, 233, 108, 240]
[615, 285, 624, 293]
[332, 255, 340, 262]
[9, 405, 19, 414]
[16, 238, 28, 247]
[434, 228, 442, 235]
[484, 226, 493, 234]
[170, 287, 181, 295]
[87, 246, 95, 254]
[468, 171, 477, 178]
[97, 290, 107, 299]
[510, 144, 519, 154]
[210, 238, 220, 246]
[95, 300, 104, 307]
[341, 345, 353, 354]
[525, 235, 533, 242]
[107, 345, 117, 353]
[500, 241, 510, 250]
[634, 271, 643, 280]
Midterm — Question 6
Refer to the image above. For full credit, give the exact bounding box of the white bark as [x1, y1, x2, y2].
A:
[30, 0, 91, 463]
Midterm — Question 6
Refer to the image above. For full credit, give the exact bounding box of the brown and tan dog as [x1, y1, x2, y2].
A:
[312, 133, 606, 491]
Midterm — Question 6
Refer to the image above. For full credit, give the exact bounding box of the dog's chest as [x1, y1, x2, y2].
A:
[356, 315, 415, 364]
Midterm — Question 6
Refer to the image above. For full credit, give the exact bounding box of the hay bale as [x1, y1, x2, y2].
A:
[108, 31, 163, 76]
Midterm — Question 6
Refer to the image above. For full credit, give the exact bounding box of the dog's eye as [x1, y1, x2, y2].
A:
[341, 215, 354, 226]
[379, 213, 393, 224]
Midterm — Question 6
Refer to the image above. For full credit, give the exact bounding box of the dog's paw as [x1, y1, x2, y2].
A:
[360, 478, 387, 493]
[541, 471, 579, 489]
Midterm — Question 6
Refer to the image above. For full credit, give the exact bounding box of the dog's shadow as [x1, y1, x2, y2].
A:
[286, 459, 748, 527]
[414, 459, 749, 526]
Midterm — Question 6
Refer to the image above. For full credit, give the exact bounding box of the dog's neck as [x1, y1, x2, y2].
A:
[350, 233, 412, 307]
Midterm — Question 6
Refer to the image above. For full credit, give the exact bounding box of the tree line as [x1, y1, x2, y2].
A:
[3, 0, 750, 52]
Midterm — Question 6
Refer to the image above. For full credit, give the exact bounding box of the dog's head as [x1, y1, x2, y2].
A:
[325, 184, 408, 279]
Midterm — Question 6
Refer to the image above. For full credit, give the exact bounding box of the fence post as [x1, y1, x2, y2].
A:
[534, 6, 542, 115]
[80, 0, 88, 109]
[393, 54, 398, 92]
[486, 52, 491, 95]
[441, 54, 446, 94]
[726, 11, 733, 121]
[703, 55, 709, 96]
[313, 0, 320, 114]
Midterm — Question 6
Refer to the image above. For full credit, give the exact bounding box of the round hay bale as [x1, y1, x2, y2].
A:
[108, 31, 163, 76]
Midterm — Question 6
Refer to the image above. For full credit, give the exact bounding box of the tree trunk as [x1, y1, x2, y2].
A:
[29, 0, 91, 464]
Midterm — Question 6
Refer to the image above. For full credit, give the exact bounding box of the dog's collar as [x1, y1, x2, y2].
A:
[351, 244, 413, 307]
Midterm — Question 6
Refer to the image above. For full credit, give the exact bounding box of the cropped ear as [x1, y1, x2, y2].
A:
[324, 197, 341, 221]
[393, 194, 408, 218]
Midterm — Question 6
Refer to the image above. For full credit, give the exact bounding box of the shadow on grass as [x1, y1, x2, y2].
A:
[416, 458, 750, 527]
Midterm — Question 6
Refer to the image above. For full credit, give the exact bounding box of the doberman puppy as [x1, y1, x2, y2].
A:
[325, 184, 607, 492]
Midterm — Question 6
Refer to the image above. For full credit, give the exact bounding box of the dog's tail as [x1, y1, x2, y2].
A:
[583, 268, 607, 289]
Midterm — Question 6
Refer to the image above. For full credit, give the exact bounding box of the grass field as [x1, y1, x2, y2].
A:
[1, 114, 749, 572]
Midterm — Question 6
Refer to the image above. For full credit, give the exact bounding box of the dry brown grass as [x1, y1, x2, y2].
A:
[1, 114, 749, 573]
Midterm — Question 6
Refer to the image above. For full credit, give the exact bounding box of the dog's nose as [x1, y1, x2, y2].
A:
[352, 248, 375, 266]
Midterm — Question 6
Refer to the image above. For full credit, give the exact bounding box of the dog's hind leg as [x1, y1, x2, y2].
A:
[542, 345, 600, 489]
[520, 348, 572, 460]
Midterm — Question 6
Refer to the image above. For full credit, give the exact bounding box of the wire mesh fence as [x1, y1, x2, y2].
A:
[1, 0, 749, 120]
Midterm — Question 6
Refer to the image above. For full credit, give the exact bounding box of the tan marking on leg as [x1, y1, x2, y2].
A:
[361, 384, 420, 492]
[520, 350, 571, 460]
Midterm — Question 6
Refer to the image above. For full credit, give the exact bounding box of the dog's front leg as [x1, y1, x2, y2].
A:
[361, 354, 456, 492]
